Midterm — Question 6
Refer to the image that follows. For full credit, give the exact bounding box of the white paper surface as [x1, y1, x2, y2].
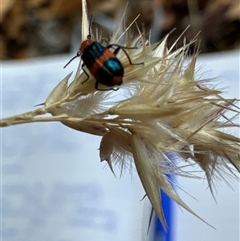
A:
[1, 50, 239, 241]
[1, 56, 150, 241]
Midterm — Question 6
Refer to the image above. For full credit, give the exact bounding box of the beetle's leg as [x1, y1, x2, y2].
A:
[81, 64, 90, 84]
[120, 46, 144, 65]
[100, 38, 109, 46]
[95, 80, 118, 91]
[107, 44, 144, 66]
[108, 44, 138, 50]
[112, 47, 121, 55]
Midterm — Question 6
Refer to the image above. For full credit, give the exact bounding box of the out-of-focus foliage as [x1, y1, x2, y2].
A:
[1, 0, 239, 59]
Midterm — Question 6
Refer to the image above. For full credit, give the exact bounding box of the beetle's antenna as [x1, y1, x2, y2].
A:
[64, 15, 93, 69]
[88, 15, 93, 36]
[63, 54, 79, 68]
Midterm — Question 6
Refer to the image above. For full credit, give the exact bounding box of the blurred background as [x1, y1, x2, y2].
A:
[1, 0, 240, 59]
[1, 1, 239, 241]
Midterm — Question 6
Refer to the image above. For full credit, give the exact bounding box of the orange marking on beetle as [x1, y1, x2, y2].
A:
[80, 35, 93, 53]
[89, 50, 116, 76]
[112, 76, 123, 85]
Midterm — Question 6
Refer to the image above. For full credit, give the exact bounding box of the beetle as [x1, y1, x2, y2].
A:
[64, 20, 143, 91]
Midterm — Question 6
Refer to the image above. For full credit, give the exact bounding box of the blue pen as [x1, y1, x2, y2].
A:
[152, 152, 175, 241]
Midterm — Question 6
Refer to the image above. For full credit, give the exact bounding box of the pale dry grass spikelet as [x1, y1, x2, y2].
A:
[1, 0, 239, 230]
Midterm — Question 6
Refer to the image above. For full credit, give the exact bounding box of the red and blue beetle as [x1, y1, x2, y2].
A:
[64, 18, 143, 90]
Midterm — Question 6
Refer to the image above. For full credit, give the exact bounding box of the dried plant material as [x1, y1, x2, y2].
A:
[1, 0, 239, 229]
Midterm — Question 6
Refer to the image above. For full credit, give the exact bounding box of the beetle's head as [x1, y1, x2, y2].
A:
[80, 34, 93, 53]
